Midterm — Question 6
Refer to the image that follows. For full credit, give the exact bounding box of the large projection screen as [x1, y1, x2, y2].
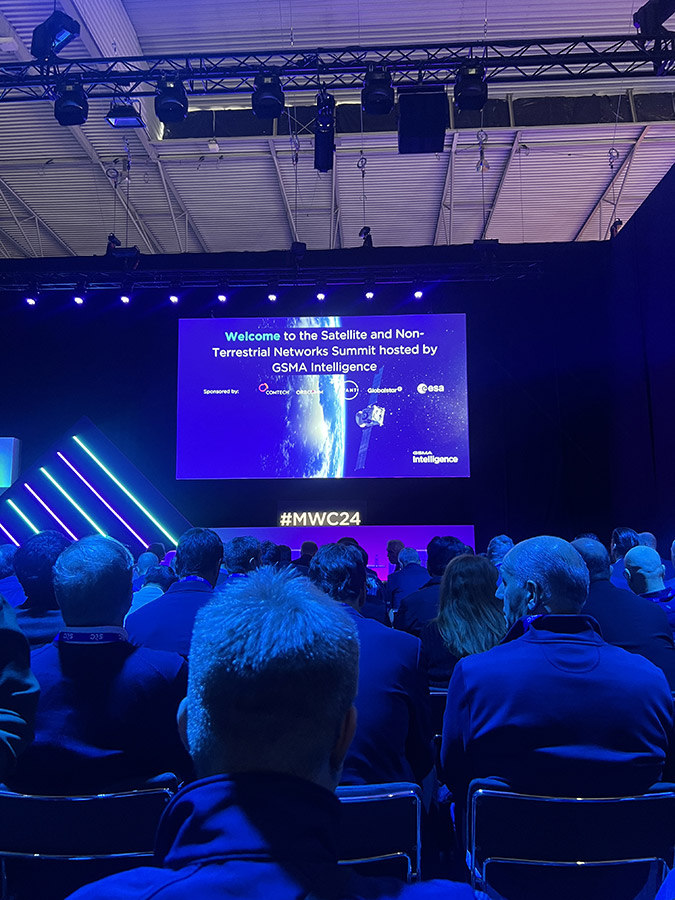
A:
[177, 314, 469, 479]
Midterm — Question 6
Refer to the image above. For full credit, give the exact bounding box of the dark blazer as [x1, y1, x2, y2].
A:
[15, 607, 66, 648]
[0, 599, 39, 780]
[441, 615, 673, 815]
[394, 576, 442, 638]
[11, 639, 191, 795]
[384, 563, 430, 612]
[125, 580, 214, 656]
[341, 605, 433, 786]
[0, 575, 26, 608]
[583, 579, 675, 688]
[420, 620, 460, 689]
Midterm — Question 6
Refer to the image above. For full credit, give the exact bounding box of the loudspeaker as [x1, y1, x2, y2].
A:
[397, 86, 448, 154]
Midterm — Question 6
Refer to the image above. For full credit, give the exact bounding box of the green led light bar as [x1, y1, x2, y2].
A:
[40, 467, 105, 535]
[6, 499, 39, 534]
[73, 436, 177, 545]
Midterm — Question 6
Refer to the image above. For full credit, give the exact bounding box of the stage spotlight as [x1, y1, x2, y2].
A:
[31, 10, 80, 60]
[362, 64, 394, 115]
[314, 90, 335, 173]
[169, 294, 179, 304]
[252, 71, 284, 119]
[414, 288, 424, 299]
[25, 296, 36, 306]
[268, 290, 278, 302]
[54, 83, 88, 127]
[365, 286, 375, 300]
[155, 78, 188, 124]
[217, 293, 227, 303]
[106, 100, 145, 128]
[316, 280, 327, 301]
[74, 295, 84, 305]
[454, 63, 488, 111]
[120, 294, 131, 304]
[634, 0, 675, 36]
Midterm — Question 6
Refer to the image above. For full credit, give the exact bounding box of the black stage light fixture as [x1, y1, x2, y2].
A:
[106, 100, 145, 128]
[398, 85, 448, 154]
[361, 64, 394, 115]
[31, 11, 80, 60]
[155, 78, 188, 124]
[314, 90, 335, 172]
[252, 71, 285, 119]
[634, 0, 675, 35]
[454, 62, 488, 111]
[54, 83, 88, 126]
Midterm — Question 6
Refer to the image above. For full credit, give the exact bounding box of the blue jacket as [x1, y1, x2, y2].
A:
[441, 614, 674, 810]
[342, 606, 432, 786]
[67, 773, 474, 899]
[394, 578, 441, 638]
[0, 574, 26, 608]
[384, 564, 430, 613]
[125, 580, 214, 656]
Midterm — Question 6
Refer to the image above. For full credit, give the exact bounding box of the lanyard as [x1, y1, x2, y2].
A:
[58, 626, 128, 645]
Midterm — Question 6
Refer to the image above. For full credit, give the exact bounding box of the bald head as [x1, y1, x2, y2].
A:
[624, 546, 666, 596]
[571, 538, 611, 583]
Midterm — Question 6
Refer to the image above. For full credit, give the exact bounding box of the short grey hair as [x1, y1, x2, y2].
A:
[638, 532, 658, 551]
[571, 538, 611, 583]
[504, 536, 589, 613]
[53, 536, 133, 626]
[187, 566, 359, 780]
[487, 534, 514, 567]
[398, 547, 420, 567]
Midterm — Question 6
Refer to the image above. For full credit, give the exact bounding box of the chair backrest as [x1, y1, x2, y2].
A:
[468, 780, 675, 899]
[429, 690, 447, 738]
[0, 788, 173, 859]
[336, 782, 421, 882]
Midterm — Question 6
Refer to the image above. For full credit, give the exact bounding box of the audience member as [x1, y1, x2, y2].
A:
[384, 547, 428, 615]
[624, 545, 675, 635]
[276, 543, 292, 568]
[395, 535, 467, 637]
[67, 566, 470, 900]
[132, 551, 160, 591]
[336, 537, 388, 625]
[609, 525, 640, 588]
[421, 554, 505, 688]
[146, 542, 166, 562]
[11, 536, 191, 794]
[126, 528, 223, 656]
[13, 530, 70, 646]
[259, 540, 280, 567]
[572, 538, 675, 687]
[127, 565, 177, 619]
[0, 597, 39, 781]
[387, 538, 405, 572]
[309, 544, 432, 786]
[222, 535, 261, 576]
[290, 540, 317, 572]
[486, 534, 513, 570]
[639, 531, 658, 550]
[0, 544, 26, 608]
[574, 532, 602, 542]
[441, 536, 673, 823]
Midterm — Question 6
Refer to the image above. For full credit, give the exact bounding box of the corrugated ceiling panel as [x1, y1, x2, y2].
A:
[0, 0, 89, 57]
[162, 154, 290, 251]
[614, 132, 675, 232]
[274, 145, 333, 250]
[0, 102, 85, 160]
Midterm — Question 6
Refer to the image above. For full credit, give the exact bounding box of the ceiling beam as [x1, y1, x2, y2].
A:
[574, 126, 650, 241]
[435, 132, 459, 246]
[482, 130, 522, 239]
[0, 176, 76, 256]
[269, 140, 299, 244]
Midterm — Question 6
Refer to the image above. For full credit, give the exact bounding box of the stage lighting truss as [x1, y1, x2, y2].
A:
[4, 36, 675, 106]
[252, 69, 284, 118]
[362, 64, 394, 115]
[155, 77, 188, 124]
[454, 62, 488, 111]
[105, 99, 145, 128]
[54, 82, 88, 126]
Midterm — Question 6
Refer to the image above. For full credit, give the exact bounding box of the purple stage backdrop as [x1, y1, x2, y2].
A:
[212, 524, 475, 576]
[177, 314, 469, 479]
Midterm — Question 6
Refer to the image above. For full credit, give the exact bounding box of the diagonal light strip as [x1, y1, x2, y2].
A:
[0, 521, 19, 546]
[57, 452, 148, 548]
[72, 436, 177, 545]
[23, 483, 78, 541]
[6, 499, 39, 534]
[39, 468, 105, 535]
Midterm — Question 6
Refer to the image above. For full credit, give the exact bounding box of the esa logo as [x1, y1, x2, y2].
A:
[417, 384, 445, 394]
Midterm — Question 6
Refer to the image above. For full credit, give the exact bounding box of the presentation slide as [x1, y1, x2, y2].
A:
[176, 314, 469, 479]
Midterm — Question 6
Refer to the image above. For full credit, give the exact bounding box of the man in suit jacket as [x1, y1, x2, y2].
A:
[572, 538, 675, 688]
[13, 530, 70, 647]
[126, 528, 223, 657]
[309, 543, 433, 786]
[441, 536, 673, 823]
[395, 535, 469, 637]
[624, 545, 675, 636]
[384, 547, 429, 614]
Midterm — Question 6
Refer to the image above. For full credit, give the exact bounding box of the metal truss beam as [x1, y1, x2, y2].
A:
[269, 140, 299, 244]
[2, 35, 675, 103]
[435, 132, 458, 246]
[482, 131, 522, 239]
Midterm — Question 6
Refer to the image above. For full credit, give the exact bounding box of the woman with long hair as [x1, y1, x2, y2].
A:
[422, 554, 506, 688]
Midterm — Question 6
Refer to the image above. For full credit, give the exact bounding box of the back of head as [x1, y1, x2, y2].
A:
[571, 537, 611, 583]
[486, 534, 514, 567]
[136, 551, 159, 574]
[387, 539, 405, 563]
[398, 547, 420, 568]
[437, 554, 505, 657]
[146, 542, 166, 561]
[143, 565, 177, 592]
[260, 541, 280, 567]
[574, 532, 602, 543]
[336, 536, 368, 566]
[610, 526, 639, 562]
[504, 536, 589, 615]
[175, 528, 224, 582]
[277, 544, 292, 565]
[14, 530, 72, 610]
[0, 544, 17, 579]
[624, 545, 665, 594]
[300, 540, 318, 558]
[222, 535, 260, 575]
[638, 532, 658, 551]
[308, 543, 366, 607]
[426, 535, 468, 577]
[54, 535, 133, 626]
[187, 567, 359, 784]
